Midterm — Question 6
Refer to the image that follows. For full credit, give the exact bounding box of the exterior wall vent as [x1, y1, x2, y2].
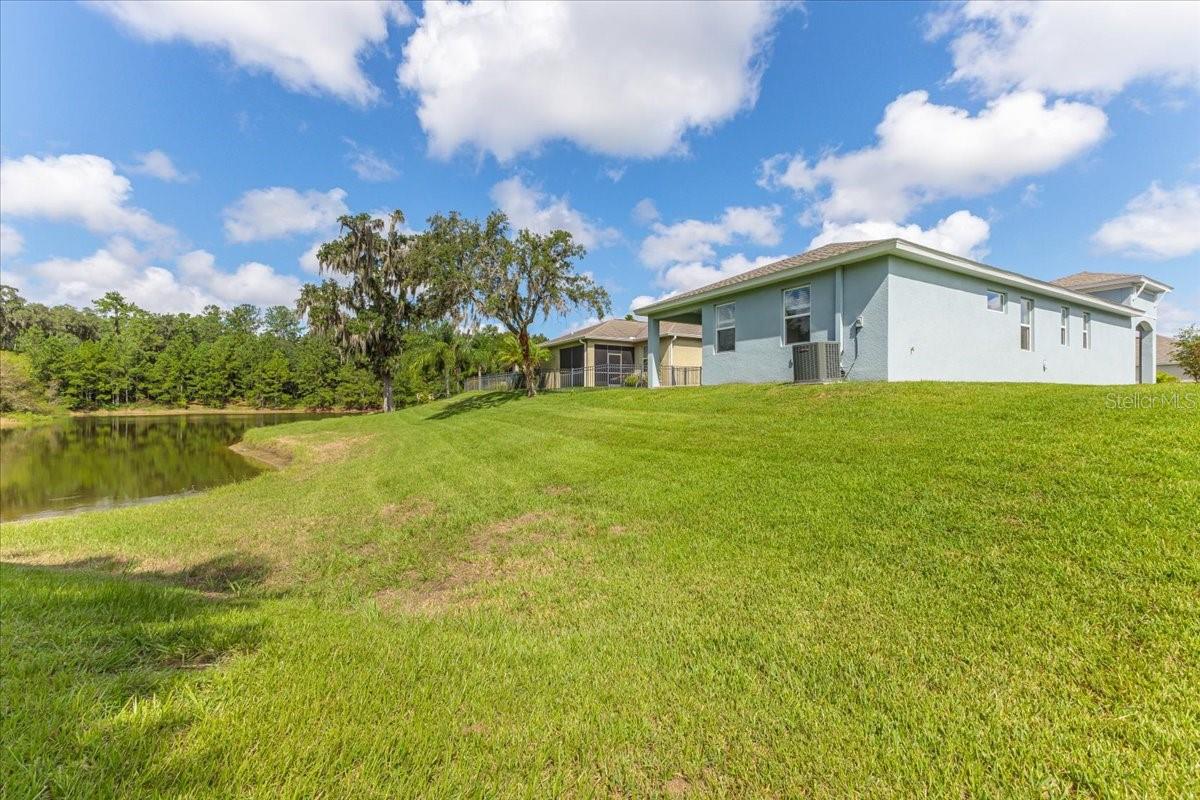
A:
[792, 342, 842, 383]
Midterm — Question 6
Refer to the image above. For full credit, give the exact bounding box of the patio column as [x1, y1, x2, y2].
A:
[646, 317, 661, 388]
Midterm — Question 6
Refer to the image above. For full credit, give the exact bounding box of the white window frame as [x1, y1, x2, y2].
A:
[1060, 306, 1070, 346]
[1082, 313, 1091, 349]
[781, 285, 812, 346]
[715, 302, 736, 353]
[987, 289, 1007, 312]
[1019, 297, 1034, 351]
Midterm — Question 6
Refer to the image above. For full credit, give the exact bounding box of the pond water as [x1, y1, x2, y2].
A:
[0, 413, 334, 523]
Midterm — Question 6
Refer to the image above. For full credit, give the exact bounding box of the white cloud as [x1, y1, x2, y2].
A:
[632, 198, 660, 225]
[1020, 182, 1041, 207]
[758, 90, 1107, 222]
[397, 0, 785, 160]
[23, 240, 300, 313]
[178, 249, 302, 307]
[345, 140, 400, 182]
[628, 253, 785, 314]
[0, 153, 175, 241]
[223, 186, 348, 242]
[0, 224, 23, 259]
[27, 242, 212, 312]
[931, 1, 1200, 98]
[1092, 182, 1200, 260]
[603, 166, 626, 183]
[490, 176, 618, 249]
[90, 0, 410, 105]
[1157, 297, 1200, 336]
[129, 149, 193, 182]
[659, 252, 785, 294]
[299, 241, 322, 273]
[639, 205, 782, 267]
[809, 210, 992, 260]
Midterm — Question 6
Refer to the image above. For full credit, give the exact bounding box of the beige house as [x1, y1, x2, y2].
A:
[543, 319, 702, 387]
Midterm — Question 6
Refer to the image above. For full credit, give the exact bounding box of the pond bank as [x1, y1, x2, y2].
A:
[71, 405, 374, 418]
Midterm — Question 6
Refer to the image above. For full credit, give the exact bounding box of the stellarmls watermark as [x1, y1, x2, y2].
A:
[1105, 390, 1198, 410]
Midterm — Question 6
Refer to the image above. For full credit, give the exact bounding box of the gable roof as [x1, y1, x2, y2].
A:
[1157, 334, 1179, 366]
[633, 238, 1161, 319]
[1050, 271, 1171, 293]
[544, 318, 701, 347]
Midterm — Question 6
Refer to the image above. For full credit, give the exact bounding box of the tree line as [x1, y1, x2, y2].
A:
[0, 207, 604, 411]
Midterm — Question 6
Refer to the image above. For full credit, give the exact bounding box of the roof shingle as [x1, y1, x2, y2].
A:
[1050, 271, 1142, 290]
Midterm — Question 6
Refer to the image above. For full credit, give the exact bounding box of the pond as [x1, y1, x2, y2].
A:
[0, 413, 335, 523]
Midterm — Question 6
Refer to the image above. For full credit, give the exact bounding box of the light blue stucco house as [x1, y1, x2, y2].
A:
[635, 239, 1171, 387]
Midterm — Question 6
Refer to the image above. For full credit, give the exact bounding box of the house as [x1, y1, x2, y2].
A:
[542, 318, 701, 387]
[634, 239, 1171, 386]
[1156, 335, 1194, 382]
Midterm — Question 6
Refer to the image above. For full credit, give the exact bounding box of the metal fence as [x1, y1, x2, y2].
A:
[463, 365, 701, 391]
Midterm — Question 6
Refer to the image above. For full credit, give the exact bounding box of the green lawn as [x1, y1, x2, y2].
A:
[2, 383, 1198, 798]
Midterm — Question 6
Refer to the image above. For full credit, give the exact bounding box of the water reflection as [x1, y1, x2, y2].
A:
[0, 413, 333, 522]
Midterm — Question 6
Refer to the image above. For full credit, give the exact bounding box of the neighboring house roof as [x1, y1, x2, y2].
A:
[1157, 334, 1179, 366]
[633, 238, 1164, 318]
[1050, 271, 1173, 293]
[545, 318, 701, 347]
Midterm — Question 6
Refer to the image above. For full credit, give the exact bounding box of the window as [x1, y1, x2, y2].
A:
[1082, 313, 1091, 349]
[1019, 298, 1034, 351]
[1060, 307, 1070, 346]
[987, 290, 1006, 312]
[715, 303, 736, 352]
[782, 285, 811, 345]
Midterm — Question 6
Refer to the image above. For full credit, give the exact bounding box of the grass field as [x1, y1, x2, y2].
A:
[2, 382, 1198, 798]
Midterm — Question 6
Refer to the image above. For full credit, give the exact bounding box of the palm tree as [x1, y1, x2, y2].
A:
[406, 322, 468, 398]
[498, 333, 547, 375]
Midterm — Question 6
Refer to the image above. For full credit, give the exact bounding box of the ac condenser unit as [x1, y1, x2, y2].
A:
[792, 341, 842, 383]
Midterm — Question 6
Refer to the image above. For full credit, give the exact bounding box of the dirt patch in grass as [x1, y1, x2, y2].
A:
[542, 484, 573, 496]
[240, 433, 375, 471]
[379, 497, 436, 527]
[230, 440, 293, 469]
[376, 511, 570, 615]
[664, 775, 692, 797]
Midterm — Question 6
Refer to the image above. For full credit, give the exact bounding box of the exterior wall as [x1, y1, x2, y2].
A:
[886, 257, 1135, 384]
[1061, 283, 1161, 383]
[637, 337, 702, 369]
[667, 337, 703, 368]
[698, 257, 889, 384]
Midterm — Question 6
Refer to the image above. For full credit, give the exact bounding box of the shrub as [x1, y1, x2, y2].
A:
[1172, 326, 1200, 381]
[1156, 371, 1179, 384]
[0, 351, 54, 414]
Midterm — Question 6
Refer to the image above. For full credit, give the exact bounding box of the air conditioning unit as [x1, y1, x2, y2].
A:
[793, 341, 842, 383]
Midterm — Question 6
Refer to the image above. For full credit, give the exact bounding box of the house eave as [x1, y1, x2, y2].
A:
[634, 239, 1145, 319]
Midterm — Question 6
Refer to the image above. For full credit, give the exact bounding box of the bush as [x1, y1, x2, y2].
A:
[1172, 326, 1200, 382]
[1156, 371, 1179, 384]
[0, 351, 55, 414]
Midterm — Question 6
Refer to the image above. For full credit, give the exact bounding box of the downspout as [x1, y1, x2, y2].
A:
[834, 265, 845, 359]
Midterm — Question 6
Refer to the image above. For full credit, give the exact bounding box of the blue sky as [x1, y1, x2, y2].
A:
[1, 0, 1197, 335]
